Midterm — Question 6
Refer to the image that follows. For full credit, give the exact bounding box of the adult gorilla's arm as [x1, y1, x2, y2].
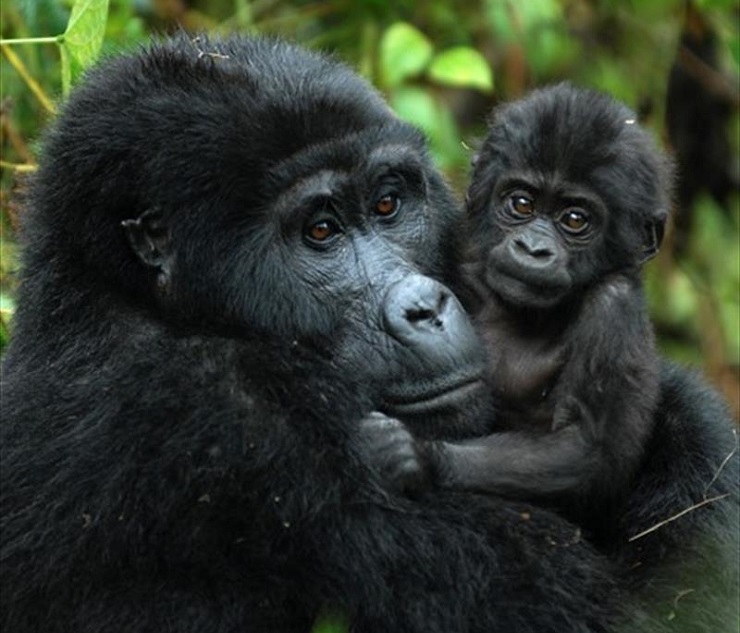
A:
[615, 361, 739, 628]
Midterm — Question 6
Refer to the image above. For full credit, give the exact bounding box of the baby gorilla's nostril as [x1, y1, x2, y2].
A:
[515, 236, 553, 258]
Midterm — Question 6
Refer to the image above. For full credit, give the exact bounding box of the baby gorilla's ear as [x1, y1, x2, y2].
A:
[639, 212, 667, 263]
[121, 208, 172, 272]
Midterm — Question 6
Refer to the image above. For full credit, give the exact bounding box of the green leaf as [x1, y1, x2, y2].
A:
[59, 0, 110, 94]
[0, 293, 14, 353]
[513, 0, 562, 32]
[484, 0, 514, 43]
[379, 22, 433, 88]
[390, 87, 464, 170]
[310, 611, 348, 633]
[727, 30, 740, 68]
[390, 86, 439, 136]
[428, 47, 493, 93]
[0, 293, 15, 313]
[525, 29, 580, 78]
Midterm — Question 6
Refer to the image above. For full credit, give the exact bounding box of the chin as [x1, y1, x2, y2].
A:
[487, 270, 569, 311]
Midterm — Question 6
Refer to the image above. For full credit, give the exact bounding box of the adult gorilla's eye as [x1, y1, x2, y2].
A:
[375, 193, 400, 217]
[305, 219, 341, 244]
[508, 195, 534, 217]
[559, 209, 589, 233]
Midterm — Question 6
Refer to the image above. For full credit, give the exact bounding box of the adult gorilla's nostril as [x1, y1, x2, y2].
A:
[404, 307, 442, 328]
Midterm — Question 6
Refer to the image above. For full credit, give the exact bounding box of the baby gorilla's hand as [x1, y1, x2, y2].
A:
[357, 412, 431, 494]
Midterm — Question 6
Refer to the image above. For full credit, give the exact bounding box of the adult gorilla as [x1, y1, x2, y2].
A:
[0, 36, 626, 633]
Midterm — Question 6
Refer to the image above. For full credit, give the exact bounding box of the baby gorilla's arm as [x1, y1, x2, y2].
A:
[429, 425, 597, 498]
[357, 411, 595, 499]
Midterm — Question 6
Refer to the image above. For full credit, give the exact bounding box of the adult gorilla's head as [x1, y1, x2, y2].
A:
[17, 35, 490, 440]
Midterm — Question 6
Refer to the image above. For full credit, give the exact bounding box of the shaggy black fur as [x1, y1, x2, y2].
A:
[1, 36, 628, 633]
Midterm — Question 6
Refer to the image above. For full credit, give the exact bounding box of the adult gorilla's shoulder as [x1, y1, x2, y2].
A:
[0, 35, 627, 633]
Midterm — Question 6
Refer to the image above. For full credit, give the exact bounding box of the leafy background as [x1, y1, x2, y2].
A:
[1, 0, 739, 419]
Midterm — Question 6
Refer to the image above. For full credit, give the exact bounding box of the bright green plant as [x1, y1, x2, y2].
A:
[378, 21, 493, 173]
[1, 0, 110, 96]
[0, 0, 111, 350]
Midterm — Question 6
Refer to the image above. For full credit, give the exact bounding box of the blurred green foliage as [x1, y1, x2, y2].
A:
[59, 0, 110, 93]
[1, 0, 739, 416]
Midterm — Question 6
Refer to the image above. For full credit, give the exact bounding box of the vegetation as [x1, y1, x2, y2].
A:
[1, 0, 738, 416]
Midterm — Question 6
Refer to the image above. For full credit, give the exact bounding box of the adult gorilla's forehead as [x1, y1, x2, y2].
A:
[266, 121, 430, 194]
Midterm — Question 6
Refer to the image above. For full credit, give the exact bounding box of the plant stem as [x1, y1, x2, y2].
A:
[1, 44, 56, 114]
[0, 36, 59, 46]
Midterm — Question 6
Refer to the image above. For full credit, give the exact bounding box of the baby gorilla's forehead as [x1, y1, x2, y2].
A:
[508, 127, 620, 182]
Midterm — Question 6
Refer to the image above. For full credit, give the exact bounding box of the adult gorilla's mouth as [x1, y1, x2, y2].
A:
[382, 375, 486, 416]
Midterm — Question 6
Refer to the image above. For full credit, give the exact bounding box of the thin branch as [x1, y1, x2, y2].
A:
[673, 588, 694, 608]
[678, 44, 740, 107]
[704, 443, 739, 497]
[1, 44, 56, 115]
[627, 493, 731, 542]
[0, 160, 36, 172]
[1, 101, 33, 162]
[0, 37, 58, 46]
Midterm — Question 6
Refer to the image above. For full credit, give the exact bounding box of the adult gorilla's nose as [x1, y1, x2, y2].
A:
[383, 274, 477, 352]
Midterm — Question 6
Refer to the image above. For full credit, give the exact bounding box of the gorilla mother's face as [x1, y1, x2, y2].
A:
[81, 36, 493, 440]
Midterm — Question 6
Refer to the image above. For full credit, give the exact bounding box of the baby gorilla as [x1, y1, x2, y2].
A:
[372, 84, 672, 530]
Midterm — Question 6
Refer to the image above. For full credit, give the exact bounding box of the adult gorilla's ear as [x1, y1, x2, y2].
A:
[640, 210, 667, 263]
[121, 208, 172, 274]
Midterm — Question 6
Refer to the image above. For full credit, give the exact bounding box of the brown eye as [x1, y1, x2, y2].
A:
[560, 209, 589, 233]
[305, 219, 340, 243]
[510, 195, 534, 217]
[376, 194, 400, 217]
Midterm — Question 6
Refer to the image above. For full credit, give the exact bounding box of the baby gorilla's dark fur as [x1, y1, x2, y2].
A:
[434, 84, 670, 525]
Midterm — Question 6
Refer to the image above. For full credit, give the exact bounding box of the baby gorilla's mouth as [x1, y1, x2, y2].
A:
[383, 375, 486, 415]
[486, 269, 570, 310]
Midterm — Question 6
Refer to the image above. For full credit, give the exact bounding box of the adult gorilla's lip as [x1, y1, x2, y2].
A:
[382, 376, 486, 415]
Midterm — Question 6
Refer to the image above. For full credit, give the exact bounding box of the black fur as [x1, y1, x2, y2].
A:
[0, 37, 631, 633]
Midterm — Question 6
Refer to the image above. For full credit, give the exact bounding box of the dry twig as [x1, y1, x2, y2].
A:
[627, 493, 731, 542]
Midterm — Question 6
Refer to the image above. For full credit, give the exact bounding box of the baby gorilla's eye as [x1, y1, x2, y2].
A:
[559, 209, 589, 233]
[375, 193, 400, 217]
[305, 219, 341, 244]
[508, 195, 535, 217]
